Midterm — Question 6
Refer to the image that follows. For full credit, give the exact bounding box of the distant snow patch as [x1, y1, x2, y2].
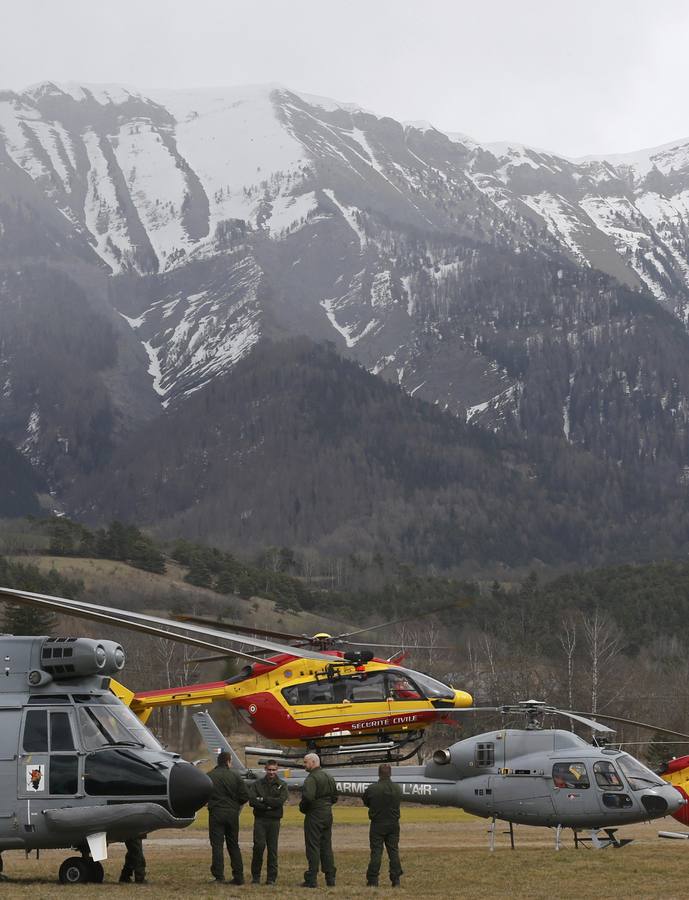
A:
[322, 189, 366, 246]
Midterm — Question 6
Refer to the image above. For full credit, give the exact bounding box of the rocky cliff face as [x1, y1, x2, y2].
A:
[4, 81, 689, 530]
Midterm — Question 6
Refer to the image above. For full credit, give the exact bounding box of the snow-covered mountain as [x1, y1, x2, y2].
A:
[5, 80, 689, 506]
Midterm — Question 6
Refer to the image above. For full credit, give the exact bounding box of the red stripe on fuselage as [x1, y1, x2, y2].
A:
[673, 785, 689, 826]
[237, 691, 438, 740]
[662, 755, 689, 775]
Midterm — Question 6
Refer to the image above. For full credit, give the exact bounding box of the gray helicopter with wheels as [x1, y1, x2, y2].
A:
[0, 632, 212, 885]
[196, 701, 688, 850]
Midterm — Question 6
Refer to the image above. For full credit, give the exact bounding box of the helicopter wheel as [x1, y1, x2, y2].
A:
[59, 856, 91, 884]
[87, 860, 105, 883]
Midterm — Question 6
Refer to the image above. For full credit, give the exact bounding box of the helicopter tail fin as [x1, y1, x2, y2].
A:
[192, 710, 247, 772]
[658, 756, 689, 825]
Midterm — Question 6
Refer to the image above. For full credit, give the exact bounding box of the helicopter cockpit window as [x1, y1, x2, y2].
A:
[397, 669, 454, 701]
[23, 709, 48, 752]
[85, 749, 167, 796]
[593, 761, 624, 790]
[78, 706, 161, 751]
[388, 675, 422, 701]
[616, 754, 666, 791]
[552, 762, 590, 788]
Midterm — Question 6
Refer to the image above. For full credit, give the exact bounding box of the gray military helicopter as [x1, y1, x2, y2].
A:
[0, 631, 212, 884]
[193, 702, 688, 850]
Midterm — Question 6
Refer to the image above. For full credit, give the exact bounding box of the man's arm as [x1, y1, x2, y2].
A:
[247, 779, 266, 809]
[235, 772, 250, 805]
[329, 774, 339, 805]
[272, 781, 289, 807]
[301, 773, 316, 805]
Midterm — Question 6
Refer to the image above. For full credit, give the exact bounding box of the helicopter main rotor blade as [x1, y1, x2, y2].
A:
[342, 641, 455, 650]
[0, 588, 271, 664]
[0, 588, 334, 662]
[334, 599, 471, 642]
[173, 615, 306, 644]
[569, 710, 689, 740]
[548, 708, 615, 734]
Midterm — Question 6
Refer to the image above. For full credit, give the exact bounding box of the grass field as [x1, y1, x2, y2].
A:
[1, 811, 689, 899]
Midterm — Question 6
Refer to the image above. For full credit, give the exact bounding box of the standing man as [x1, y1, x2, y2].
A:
[207, 750, 250, 885]
[249, 759, 289, 885]
[299, 752, 338, 888]
[119, 836, 146, 884]
[362, 763, 403, 887]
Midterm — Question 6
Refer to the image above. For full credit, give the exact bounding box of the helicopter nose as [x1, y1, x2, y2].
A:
[453, 689, 473, 708]
[643, 786, 686, 819]
[168, 762, 213, 818]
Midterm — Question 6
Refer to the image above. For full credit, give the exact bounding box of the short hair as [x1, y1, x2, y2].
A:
[379, 763, 392, 778]
[217, 751, 232, 767]
[304, 752, 320, 767]
[265, 759, 279, 768]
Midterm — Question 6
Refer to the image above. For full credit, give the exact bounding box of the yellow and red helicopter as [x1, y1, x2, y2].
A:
[0, 588, 473, 763]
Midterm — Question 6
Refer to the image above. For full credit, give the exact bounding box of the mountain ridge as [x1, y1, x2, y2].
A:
[5, 81, 689, 565]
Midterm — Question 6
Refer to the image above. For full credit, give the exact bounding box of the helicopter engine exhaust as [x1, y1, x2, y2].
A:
[37, 637, 125, 679]
[433, 748, 451, 765]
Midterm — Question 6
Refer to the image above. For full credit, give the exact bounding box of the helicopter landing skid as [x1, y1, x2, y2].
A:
[245, 733, 425, 767]
[573, 827, 633, 850]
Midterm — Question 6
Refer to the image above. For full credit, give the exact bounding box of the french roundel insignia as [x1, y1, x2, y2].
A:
[248, 704, 258, 715]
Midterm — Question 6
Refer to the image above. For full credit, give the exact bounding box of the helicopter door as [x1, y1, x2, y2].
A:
[0, 708, 21, 818]
[18, 708, 80, 802]
[549, 761, 599, 822]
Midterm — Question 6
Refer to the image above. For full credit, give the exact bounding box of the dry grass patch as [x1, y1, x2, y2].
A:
[1, 818, 688, 899]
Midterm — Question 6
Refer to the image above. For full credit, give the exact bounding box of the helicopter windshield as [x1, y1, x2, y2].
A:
[78, 705, 162, 751]
[397, 669, 455, 701]
[616, 753, 666, 790]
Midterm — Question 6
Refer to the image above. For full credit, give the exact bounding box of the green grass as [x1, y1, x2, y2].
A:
[190, 803, 476, 830]
[2, 816, 689, 898]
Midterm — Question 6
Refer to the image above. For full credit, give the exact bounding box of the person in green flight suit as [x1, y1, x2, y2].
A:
[299, 752, 338, 888]
[118, 836, 146, 884]
[362, 763, 403, 887]
[207, 750, 250, 885]
[248, 759, 289, 885]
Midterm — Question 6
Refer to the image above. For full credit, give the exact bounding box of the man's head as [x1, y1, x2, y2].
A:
[379, 763, 392, 780]
[265, 760, 279, 780]
[217, 751, 232, 768]
[303, 752, 321, 772]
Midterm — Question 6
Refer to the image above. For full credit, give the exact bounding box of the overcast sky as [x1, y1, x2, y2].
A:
[2, 0, 688, 158]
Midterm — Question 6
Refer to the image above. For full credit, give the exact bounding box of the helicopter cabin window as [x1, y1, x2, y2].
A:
[282, 681, 335, 706]
[602, 792, 633, 809]
[593, 761, 623, 791]
[49, 755, 78, 795]
[23, 709, 49, 752]
[50, 711, 75, 751]
[345, 672, 387, 702]
[552, 763, 590, 789]
[475, 743, 495, 767]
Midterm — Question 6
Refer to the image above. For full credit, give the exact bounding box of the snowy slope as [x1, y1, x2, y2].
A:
[6, 79, 689, 425]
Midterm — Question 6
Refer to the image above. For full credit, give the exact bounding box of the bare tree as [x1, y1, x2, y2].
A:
[582, 609, 623, 714]
[558, 616, 577, 716]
